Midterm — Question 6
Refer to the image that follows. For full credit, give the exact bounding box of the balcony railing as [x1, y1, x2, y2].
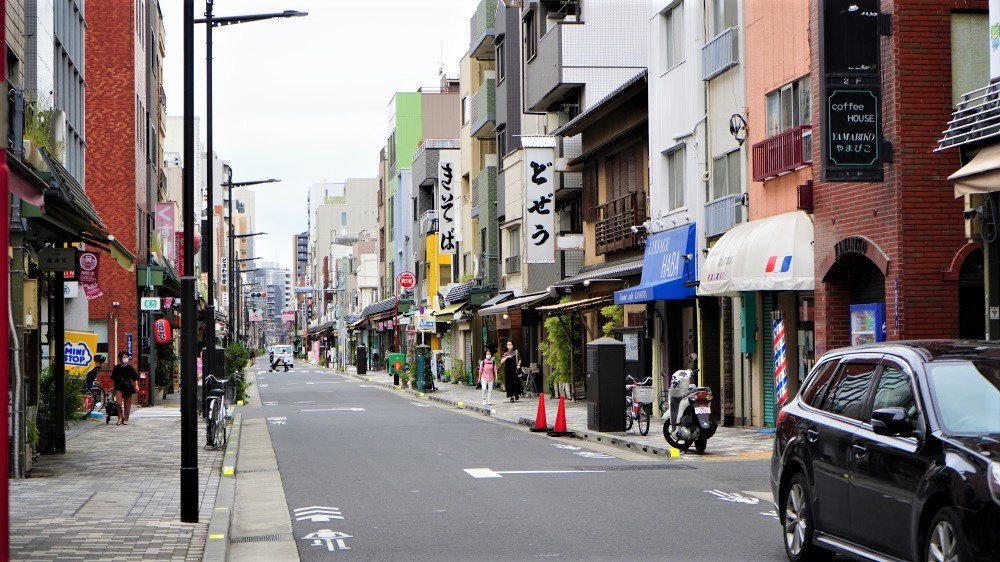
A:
[704, 193, 744, 238]
[702, 27, 739, 81]
[469, 0, 497, 58]
[471, 165, 497, 219]
[595, 192, 645, 255]
[752, 125, 812, 182]
[504, 256, 521, 275]
[418, 210, 439, 235]
[470, 79, 496, 139]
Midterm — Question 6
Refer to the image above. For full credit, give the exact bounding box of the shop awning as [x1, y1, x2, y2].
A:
[614, 223, 698, 304]
[554, 257, 644, 288]
[109, 236, 137, 272]
[536, 295, 612, 315]
[698, 211, 815, 296]
[433, 302, 468, 322]
[479, 292, 551, 316]
[309, 320, 335, 335]
[948, 143, 1000, 197]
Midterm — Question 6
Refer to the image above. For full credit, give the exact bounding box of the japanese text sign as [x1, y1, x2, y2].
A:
[524, 146, 556, 264]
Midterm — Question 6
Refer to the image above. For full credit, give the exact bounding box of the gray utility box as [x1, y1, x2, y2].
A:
[586, 337, 626, 432]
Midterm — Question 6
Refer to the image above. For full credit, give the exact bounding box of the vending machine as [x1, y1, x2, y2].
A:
[849, 303, 886, 346]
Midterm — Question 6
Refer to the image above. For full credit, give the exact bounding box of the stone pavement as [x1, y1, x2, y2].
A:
[10, 390, 226, 561]
[333, 365, 773, 460]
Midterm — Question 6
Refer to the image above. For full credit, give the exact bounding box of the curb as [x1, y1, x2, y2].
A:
[347, 372, 680, 459]
[203, 412, 242, 562]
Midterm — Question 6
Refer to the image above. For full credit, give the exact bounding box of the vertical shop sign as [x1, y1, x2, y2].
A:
[524, 146, 556, 263]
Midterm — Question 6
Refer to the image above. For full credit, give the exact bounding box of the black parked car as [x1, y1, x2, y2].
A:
[770, 341, 1000, 562]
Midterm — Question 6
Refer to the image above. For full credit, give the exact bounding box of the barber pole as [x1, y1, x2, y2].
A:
[772, 317, 789, 406]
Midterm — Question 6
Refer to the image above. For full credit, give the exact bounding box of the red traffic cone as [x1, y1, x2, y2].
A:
[547, 396, 574, 437]
[529, 394, 551, 432]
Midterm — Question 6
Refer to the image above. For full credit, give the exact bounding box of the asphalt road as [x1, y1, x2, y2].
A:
[245, 362, 789, 561]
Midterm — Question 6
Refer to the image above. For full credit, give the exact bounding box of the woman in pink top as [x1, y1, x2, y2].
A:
[478, 350, 498, 406]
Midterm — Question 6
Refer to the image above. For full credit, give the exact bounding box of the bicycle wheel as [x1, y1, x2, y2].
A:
[215, 405, 228, 448]
[81, 388, 97, 419]
[638, 405, 650, 436]
[625, 407, 633, 431]
[206, 400, 217, 447]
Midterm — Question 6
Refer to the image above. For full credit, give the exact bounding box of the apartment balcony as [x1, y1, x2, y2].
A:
[702, 27, 740, 81]
[705, 193, 745, 238]
[469, 0, 496, 59]
[504, 256, 521, 275]
[469, 79, 496, 139]
[595, 192, 645, 255]
[418, 210, 439, 235]
[412, 139, 461, 187]
[525, 22, 585, 112]
[752, 125, 812, 182]
[471, 165, 497, 219]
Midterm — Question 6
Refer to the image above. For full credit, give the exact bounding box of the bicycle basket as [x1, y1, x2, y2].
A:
[632, 386, 655, 404]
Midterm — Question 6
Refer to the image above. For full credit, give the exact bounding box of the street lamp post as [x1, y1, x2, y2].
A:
[195, 1, 306, 384]
[181, 0, 198, 524]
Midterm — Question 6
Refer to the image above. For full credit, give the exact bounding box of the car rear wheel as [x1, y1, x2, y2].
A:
[781, 473, 833, 562]
[926, 506, 967, 562]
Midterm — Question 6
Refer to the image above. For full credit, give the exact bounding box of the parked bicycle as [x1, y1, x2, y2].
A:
[81, 380, 107, 420]
[204, 374, 230, 448]
[625, 375, 653, 436]
[520, 368, 538, 399]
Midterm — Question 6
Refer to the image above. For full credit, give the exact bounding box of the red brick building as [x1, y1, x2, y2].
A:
[86, 0, 154, 363]
[811, 0, 987, 355]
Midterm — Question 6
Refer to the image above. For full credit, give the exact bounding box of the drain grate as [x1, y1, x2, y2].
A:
[231, 533, 294, 543]
[573, 464, 696, 471]
[237, 467, 278, 474]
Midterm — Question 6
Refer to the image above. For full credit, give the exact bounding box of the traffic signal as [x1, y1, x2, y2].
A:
[247, 291, 269, 299]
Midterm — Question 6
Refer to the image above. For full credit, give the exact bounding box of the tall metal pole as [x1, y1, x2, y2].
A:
[229, 186, 236, 341]
[204, 0, 217, 380]
[52, 271, 65, 453]
[180, 0, 199, 523]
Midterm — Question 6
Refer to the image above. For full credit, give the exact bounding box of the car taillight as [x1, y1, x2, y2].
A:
[776, 407, 788, 428]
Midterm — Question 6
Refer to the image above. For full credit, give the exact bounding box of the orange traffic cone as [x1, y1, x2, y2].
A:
[547, 396, 574, 437]
[529, 394, 550, 432]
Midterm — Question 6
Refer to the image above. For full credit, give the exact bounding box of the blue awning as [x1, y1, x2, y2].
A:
[614, 224, 697, 305]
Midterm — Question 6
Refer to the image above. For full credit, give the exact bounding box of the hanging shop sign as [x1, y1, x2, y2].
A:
[64, 331, 98, 375]
[140, 297, 162, 311]
[524, 146, 556, 263]
[39, 248, 77, 272]
[153, 319, 172, 344]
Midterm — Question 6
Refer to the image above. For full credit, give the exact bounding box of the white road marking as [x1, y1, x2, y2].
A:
[552, 444, 582, 451]
[129, 408, 181, 418]
[263, 402, 278, 407]
[704, 490, 760, 505]
[266, 417, 287, 425]
[463, 468, 606, 479]
[302, 529, 352, 552]
[293, 400, 316, 404]
[409, 402, 431, 408]
[294, 506, 344, 522]
[305, 381, 342, 385]
[258, 384, 269, 388]
[574, 451, 615, 459]
[760, 510, 780, 521]
[300, 407, 365, 412]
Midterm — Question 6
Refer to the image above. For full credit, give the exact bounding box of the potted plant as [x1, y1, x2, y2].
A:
[540, 299, 574, 398]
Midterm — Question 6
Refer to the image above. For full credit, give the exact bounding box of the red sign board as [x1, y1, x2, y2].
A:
[78, 251, 99, 285]
[397, 271, 416, 291]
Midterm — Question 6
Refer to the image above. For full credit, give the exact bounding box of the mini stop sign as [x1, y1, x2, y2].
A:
[153, 318, 172, 344]
[397, 271, 416, 291]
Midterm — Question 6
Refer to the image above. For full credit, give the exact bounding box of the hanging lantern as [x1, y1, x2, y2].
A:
[153, 318, 172, 344]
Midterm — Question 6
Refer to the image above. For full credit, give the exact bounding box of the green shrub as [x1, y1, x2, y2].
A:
[540, 298, 574, 393]
[154, 341, 178, 389]
[225, 341, 252, 402]
[38, 366, 83, 429]
[600, 304, 624, 338]
[27, 421, 39, 447]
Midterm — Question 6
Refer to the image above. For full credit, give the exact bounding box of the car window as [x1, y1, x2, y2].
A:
[800, 359, 840, 408]
[926, 360, 1000, 435]
[820, 360, 879, 421]
[871, 361, 918, 424]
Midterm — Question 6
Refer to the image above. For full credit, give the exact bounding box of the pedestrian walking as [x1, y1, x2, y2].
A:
[110, 352, 139, 425]
[501, 341, 522, 402]
[478, 350, 497, 406]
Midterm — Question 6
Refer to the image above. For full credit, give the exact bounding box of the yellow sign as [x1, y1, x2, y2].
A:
[64, 330, 99, 376]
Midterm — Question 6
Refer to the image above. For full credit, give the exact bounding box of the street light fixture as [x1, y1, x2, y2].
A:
[194, 0, 305, 387]
[225, 178, 279, 343]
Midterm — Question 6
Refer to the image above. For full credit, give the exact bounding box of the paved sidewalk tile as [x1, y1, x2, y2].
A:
[344, 367, 773, 459]
[10, 392, 225, 561]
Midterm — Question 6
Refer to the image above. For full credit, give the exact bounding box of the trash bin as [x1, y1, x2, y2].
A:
[586, 337, 626, 432]
[356, 343, 368, 375]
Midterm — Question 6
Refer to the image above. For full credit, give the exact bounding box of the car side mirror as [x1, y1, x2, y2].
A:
[870, 407, 914, 436]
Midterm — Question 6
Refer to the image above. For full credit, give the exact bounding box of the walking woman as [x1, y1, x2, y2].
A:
[501, 341, 523, 402]
[478, 350, 497, 406]
[110, 352, 139, 425]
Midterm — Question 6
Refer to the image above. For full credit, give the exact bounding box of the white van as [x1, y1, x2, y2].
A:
[271, 345, 294, 369]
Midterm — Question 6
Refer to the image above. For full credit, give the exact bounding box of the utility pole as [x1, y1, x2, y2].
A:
[180, 0, 199, 523]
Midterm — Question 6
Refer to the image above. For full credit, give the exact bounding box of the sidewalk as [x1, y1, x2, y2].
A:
[10, 390, 226, 561]
[341, 367, 773, 460]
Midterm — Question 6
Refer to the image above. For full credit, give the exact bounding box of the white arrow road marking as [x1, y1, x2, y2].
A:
[704, 490, 760, 505]
[300, 408, 366, 412]
[463, 468, 606, 479]
[302, 529, 352, 552]
[410, 402, 431, 408]
[293, 506, 344, 522]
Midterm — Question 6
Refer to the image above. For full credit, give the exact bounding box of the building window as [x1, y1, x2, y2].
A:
[711, 0, 738, 37]
[496, 36, 506, 83]
[666, 145, 686, 211]
[524, 11, 537, 61]
[711, 149, 742, 201]
[508, 226, 521, 258]
[765, 75, 811, 137]
[497, 127, 507, 157]
[387, 197, 394, 242]
[340, 211, 348, 235]
[663, 4, 684, 71]
[461, 96, 469, 124]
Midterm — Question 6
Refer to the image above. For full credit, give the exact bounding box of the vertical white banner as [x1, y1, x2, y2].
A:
[437, 154, 459, 254]
[524, 147, 556, 264]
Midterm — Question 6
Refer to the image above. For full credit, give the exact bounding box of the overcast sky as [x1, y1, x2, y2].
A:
[161, 0, 473, 270]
